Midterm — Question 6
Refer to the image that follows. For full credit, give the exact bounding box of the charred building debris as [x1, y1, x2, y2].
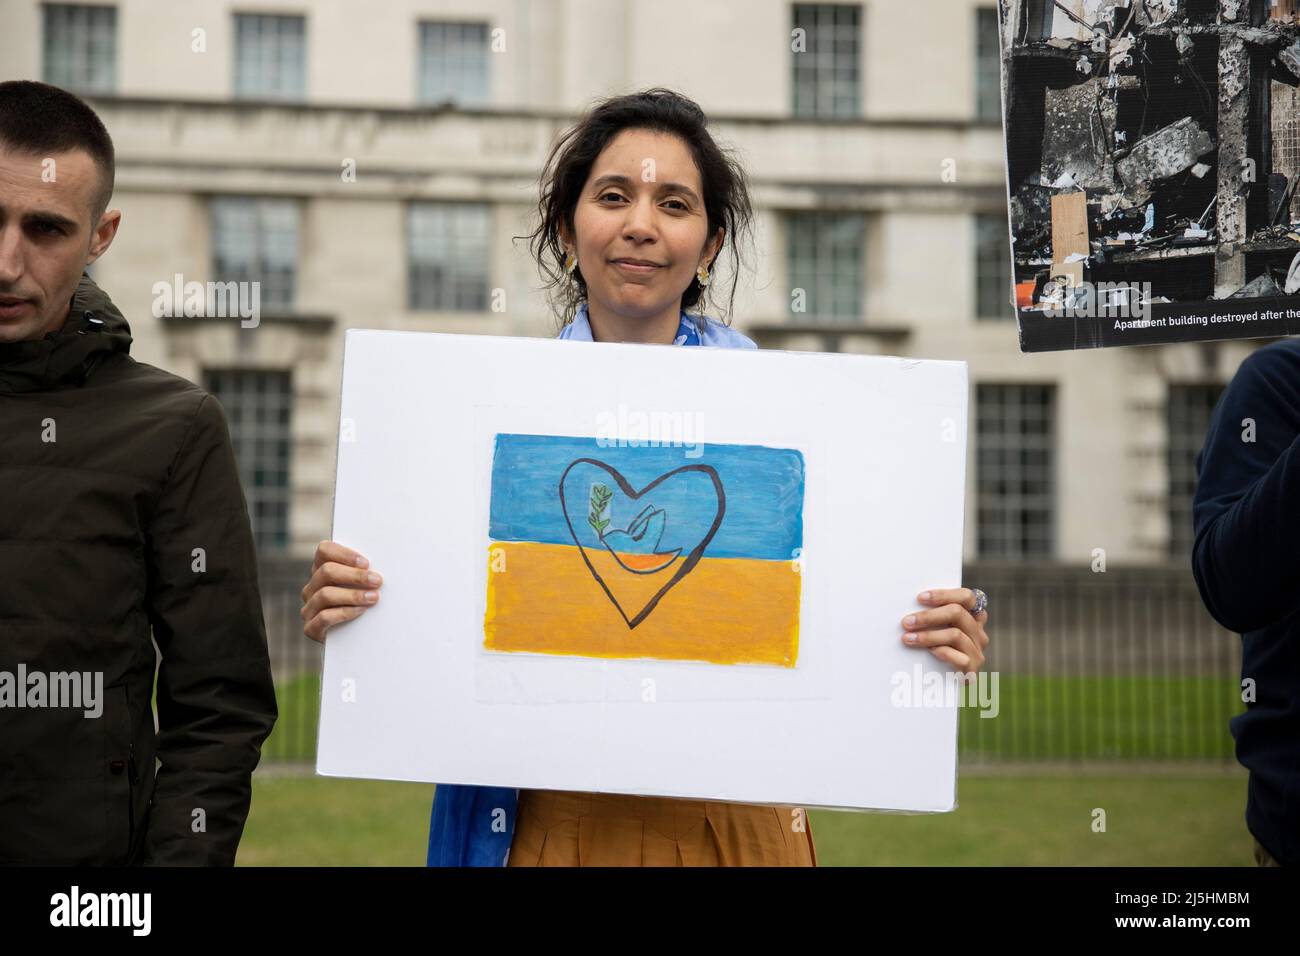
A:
[1001, 0, 1300, 312]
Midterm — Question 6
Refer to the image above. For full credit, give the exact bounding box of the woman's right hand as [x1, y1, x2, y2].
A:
[301, 540, 382, 643]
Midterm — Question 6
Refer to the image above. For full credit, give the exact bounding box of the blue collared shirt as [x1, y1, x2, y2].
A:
[557, 301, 757, 349]
[427, 301, 755, 867]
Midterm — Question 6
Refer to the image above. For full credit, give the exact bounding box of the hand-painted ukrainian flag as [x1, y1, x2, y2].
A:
[484, 433, 805, 667]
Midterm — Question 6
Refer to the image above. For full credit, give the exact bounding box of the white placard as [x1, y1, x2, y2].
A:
[317, 330, 968, 813]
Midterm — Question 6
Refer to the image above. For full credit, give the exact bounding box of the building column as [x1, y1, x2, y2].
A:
[1215, 31, 1251, 297]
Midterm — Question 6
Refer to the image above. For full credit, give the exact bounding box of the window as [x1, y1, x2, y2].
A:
[42, 4, 117, 94]
[791, 4, 861, 119]
[417, 21, 489, 106]
[233, 13, 306, 101]
[408, 202, 490, 310]
[210, 197, 298, 311]
[976, 213, 1013, 319]
[975, 7, 1002, 122]
[1167, 384, 1224, 561]
[786, 211, 865, 324]
[205, 370, 292, 553]
[1272, 81, 1300, 224]
[976, 384, 1055, 559]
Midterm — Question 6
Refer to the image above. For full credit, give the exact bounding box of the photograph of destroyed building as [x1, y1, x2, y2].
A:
[999, 0, 1300, 349]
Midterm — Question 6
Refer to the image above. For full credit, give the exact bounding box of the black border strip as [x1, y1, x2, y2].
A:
[1019, 296, 1300, 352]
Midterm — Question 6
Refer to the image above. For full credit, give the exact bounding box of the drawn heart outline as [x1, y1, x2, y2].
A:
[558, 458, 725, 629]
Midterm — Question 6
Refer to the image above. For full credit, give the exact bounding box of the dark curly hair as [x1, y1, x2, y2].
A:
[520, 87, 754, 330]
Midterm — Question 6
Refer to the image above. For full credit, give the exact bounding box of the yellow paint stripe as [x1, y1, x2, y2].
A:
[484, 541, 800, 667]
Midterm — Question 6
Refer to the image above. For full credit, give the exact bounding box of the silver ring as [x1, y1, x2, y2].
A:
[970, 588, 988, 616]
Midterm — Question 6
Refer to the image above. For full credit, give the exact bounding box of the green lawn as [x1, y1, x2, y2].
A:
[261, 673, 321, 763]
[237, 772, 1253, 866]
[264, 673, 1245, 764]
[251, 671, 1251, 866]
[959, 675, 1243, 760]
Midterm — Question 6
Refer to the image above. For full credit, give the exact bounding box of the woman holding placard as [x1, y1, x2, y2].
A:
[301, 88, 992, 867]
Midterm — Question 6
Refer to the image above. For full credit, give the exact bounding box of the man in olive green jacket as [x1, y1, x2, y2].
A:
[0, 80, 276, 865]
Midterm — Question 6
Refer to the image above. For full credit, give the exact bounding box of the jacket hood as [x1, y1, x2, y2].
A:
[0, 273, 133, 394]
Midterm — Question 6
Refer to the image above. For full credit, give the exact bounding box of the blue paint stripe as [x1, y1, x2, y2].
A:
[487, 433, 804, 561]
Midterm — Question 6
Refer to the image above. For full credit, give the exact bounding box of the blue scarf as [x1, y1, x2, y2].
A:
[426, 303, 754, 866]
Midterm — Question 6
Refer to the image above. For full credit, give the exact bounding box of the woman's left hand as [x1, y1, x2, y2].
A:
[900, 588, 990, 677]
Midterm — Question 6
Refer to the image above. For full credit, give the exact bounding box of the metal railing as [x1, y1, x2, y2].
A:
[955, 564, 1241, 764]
[253, 558, 1244, 765]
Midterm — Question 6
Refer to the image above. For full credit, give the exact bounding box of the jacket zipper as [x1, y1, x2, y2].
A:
[126, 744, 137, 862]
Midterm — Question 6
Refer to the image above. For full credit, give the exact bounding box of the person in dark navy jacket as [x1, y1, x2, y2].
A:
[1193, 339, 1300, 867]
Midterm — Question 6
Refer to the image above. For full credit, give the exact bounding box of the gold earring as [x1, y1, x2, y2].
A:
[564, 250, 578, 275]
[696, 264, 710, 288]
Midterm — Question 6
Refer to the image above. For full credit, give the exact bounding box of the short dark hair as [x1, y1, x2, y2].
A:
[522, 87, 754, 328]
[0, 80, 116, 219]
